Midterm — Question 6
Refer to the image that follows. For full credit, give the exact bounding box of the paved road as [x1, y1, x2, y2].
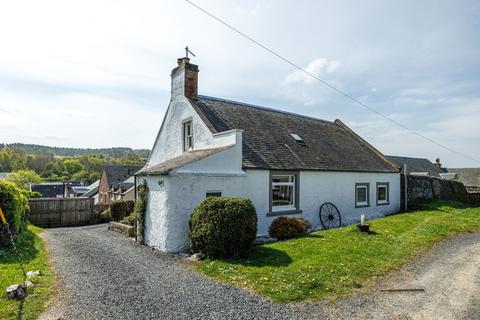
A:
[40, 225, 324, 320]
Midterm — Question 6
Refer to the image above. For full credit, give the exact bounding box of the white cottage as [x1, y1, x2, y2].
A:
[136, 57, 401, 252]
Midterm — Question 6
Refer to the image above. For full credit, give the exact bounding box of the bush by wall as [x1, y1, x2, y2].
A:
[134, 184, 148, 244]
[0, 180, 29, 244]
[110, 200, 129, 222]
[125, 200, 135, 215]
[268, 216, 311, 240]
[189, 197, 257, 258]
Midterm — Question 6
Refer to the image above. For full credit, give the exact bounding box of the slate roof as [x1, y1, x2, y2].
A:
[447, 168, 480, 187]
[139, 145, 233, 175]
[31, 183, 65, 198]
[190, 96, 398, 173]
[103, 165, 143, 188]
[82, 180, 99, 198]
[385, 155, 446, 177]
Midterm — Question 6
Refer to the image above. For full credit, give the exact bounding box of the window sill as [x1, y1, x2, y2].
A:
[376, 202, 390, 206]
[266, 209, 303, 217]
[355, 204, 370, 208]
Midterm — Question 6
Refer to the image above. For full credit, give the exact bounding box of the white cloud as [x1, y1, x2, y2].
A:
[283, 58, 341, 85]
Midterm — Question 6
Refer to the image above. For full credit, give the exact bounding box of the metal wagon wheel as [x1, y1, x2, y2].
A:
[319, 202, 342, 230]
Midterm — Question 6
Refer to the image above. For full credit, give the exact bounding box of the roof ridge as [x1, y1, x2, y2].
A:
[197, 95, 334, 125]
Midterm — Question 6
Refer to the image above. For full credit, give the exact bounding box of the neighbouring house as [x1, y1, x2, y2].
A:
[135, 57, 401, 253]
[446, 168, 480, 192]
[386, 156, 446, 177]
[0, 172, 10, 180]
[112, 176, 135, 202]
[31, 182, 66, 198]
[98, 165, 142, 205]
[81, 180, 100, 204]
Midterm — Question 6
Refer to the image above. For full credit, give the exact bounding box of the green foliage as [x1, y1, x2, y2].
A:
[134, 184, 147, 243]
[127, 212, 137, 226]
[0, 145, 145, 184]
[189, 197, 257, 258]
[268, 216, 311, 240]
[99, 209, 111, 222]
[0, 147, 27, 172]
[0, 180, 29, 242]
[200, 201, 480, 302]
[5, 169, 42, 190]
[110, 200, 129, 222]
[0, 226, 55, 320]
[125, 200, 135, 214]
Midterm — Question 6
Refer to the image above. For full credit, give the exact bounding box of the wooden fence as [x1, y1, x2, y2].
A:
[29, 198, 96, 228]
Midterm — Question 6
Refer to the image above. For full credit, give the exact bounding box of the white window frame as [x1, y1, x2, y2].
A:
[271, 174, 297, 212]
[355, 183, 370, 208]
[376, 182, 389, 205]
[182, 119, 193, 152]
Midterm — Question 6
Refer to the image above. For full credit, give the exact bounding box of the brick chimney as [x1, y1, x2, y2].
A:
[171, 57, 199, 99]
[434, 158, 442, 169]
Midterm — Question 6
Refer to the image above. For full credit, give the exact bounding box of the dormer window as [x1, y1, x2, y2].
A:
[183, 120, 193, 151]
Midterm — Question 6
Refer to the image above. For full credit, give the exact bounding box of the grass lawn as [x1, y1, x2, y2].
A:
[199, 201, 480, 302]
[0, 225, 55, 320]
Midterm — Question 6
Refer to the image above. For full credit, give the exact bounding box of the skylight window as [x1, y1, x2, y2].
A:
[290, 133, 303, 142]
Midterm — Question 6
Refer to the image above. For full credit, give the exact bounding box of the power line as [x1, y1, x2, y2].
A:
[184, 0, 480, 165]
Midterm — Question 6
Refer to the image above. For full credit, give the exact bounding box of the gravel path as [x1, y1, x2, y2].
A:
[39, 224, 325, 320]
[40, 225, 480, 320]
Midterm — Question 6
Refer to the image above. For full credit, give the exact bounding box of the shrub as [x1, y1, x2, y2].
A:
[127, 212, 137, 226]
[119, 216, 130, 225]
[125, 200, 135, 214]
[99, 209, 111, 222]
[0, 180, 29, 244]
[134, 184, 148, 244]
[189, 197, 257, 258]
[268, 216, 311, 240]
[110, 200, 129, 222]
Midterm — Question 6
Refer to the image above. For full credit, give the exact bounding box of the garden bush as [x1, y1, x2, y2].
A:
[268, 216, 311, 240]
[0, 180, 29, 244]
[110, 200, 129, 222]
[189, 197, 257, 258]
[125, 200, 135, 215]
[99, 209, 111, 222]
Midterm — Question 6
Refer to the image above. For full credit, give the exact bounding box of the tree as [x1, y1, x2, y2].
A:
[6, 169, 42, 190]
[0, 147, 27, 172]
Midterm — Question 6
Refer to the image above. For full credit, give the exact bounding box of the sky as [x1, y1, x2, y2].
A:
[0, 0, 479, 167]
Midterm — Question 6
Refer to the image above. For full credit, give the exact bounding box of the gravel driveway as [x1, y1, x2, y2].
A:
[39, 224, 325, 320]
[40, 225, 480, 320]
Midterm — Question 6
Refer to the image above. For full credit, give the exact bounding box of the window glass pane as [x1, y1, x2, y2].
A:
[378, 186, 387, 201]
[272, 184, 294, 207]
[272, 175, 294, 183]
[357, 187, 367, 203]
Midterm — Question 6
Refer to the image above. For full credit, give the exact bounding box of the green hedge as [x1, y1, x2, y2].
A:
[110, 200, 129, 222]
[0, 180, 29, 243]
[189, 197, 257, 258]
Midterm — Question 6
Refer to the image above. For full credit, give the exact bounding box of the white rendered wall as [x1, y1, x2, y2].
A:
[142, 168, 400, 252]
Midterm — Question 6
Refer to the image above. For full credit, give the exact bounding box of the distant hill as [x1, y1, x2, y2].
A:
[1, 143, 150, 159]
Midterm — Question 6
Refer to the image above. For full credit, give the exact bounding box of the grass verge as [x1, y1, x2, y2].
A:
[0, 225, 55, 320]
[199, 201, 480, 302]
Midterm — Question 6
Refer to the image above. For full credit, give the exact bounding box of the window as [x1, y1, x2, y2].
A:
[206, 191, 222, 198]
[355, 183, 370, 207]
[269, 172, 300, 214]
[376, 182, 389, 205]
[182, 120, 193, 151]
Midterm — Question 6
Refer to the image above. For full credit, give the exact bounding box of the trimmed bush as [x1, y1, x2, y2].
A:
[110, 200, 129, 222]
[268, 216, 311, 240]
[189, 197, 257, 258]
[0, 180, 29, 244]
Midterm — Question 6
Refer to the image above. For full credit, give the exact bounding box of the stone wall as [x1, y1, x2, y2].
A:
[29, 198, 96, 228]
[403, 175, 470, 209]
